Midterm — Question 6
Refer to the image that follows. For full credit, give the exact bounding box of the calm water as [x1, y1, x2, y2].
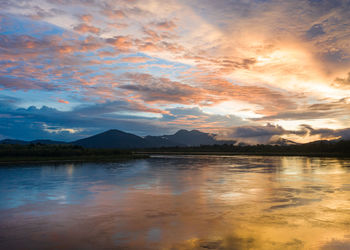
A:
[1, 155, 350, 249]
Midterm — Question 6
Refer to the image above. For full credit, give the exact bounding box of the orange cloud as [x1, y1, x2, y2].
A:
[121, 56, 150, 63]
[108, 22, 128, 29]
[79, 14, 93, 23]
[73, 23, 100, 34]
[137, 42, 158, 52]
[106, 36, 132, 51]
[102, 9, 126, 19]
[58, 99, 69, 104]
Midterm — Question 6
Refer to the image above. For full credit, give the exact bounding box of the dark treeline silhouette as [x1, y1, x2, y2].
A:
[0, 143, 132, 159]
[2, 140, 350, 161]
[140, 140, 350, 157]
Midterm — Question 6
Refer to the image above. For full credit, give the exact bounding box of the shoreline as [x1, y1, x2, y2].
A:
[0, 154, 149, 165]
[1, 152, 350, 165]
[138, 151, 350, 158]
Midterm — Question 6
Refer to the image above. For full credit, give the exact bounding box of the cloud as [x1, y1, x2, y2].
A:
[58, 99, 69, 104]
[219, 122, 350, 144]
[162, 106, 247, 131]
[120, 56, 151, 63]
[101, 9, 126, 19]
[197, 76, 297, 115]
[254, 98, 350, 121]
[43, 123, 82, 134]
[119, 73, 203, 104]
[218, 124, 292, 144]
[0, 98, 349, 143]
[300, 124, 350, 140]
[306, 23, 325, 39]
[0, 76, 60, 91]
[0, 101, 172, 141]
[1, 0, 350, 140]
[73, 23, 100, 34]
[78, 14, 93, 23]
[105, 36, 132, 51]
[334, 72, 350, 88]
[150, 20, 176, 31]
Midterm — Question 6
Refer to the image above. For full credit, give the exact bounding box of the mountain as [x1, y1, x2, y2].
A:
[145, 129, 236, 147]
[1, 129, 237, 149]
[160, 129, 218, 146]
[0, 139, 66, 145]
[304, 139, 340, 145]
[31, 139, 67, 145]
[72, 129, 228, 149]
[268, 138, 299, 146]
[72, 129, 151, 149]
[0, 139, 29, 145]
[143, 135, 182, 147]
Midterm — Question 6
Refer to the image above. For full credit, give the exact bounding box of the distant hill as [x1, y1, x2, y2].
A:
[32, 139, 67, 145]
[0, 139, 29, 145]
[0, 129, 236, 149]
[0, 139, 66, 145]
[143, 135, 182, 147]
[268, 138, 299, 146]
[72, 129, 150, 149]
[160, 129, 217, 146]
[146, 129, 236, 147]
[72, 129, 225, 149]
[304, 139, 340, 145]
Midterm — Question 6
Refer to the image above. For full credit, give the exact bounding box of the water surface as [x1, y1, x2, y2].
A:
[1, 155, 350, 249]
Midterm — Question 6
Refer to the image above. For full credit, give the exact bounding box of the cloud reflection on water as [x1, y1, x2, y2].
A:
[0, 156, 350, 249]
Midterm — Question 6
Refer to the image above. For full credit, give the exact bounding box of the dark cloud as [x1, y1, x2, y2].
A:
[119, 73, 201, 104]
[321, 239, 350, 250]
[223, 123, 350, 144]
[334, 72, 350, 88]
[301, 124, 350, 140]
[0, 76, 61, 91]
[219, 124, 307, 144]
[254, 98, 350, 121]
[0, 101, 172, 141]
[306, 24, 325, 39]
[150, 20, 176, 31]
[307, 0, 347, 12]
[1, 99, 350, 143]
[228, 124, 286, 138]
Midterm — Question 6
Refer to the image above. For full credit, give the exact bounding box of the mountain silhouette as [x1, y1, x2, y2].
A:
[72, 129, 150, 149]
[0, 129, 239, 149]
[0, 139, 66, 145]
[72, 129, 226, 148]
[160, 129, 218, 146]
[268, 138, 299, 146]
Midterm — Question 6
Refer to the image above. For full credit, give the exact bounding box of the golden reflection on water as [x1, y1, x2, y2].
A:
[1, 156, 350, 249]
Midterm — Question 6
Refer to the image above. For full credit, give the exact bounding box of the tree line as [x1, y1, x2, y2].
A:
[141, 140, 350, 156]
[0, 143, 130, 158]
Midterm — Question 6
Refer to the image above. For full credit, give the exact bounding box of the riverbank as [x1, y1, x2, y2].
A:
[138, 151, 350, 158]
[0, 144, 149, 164]
[0, 154, 149, 164]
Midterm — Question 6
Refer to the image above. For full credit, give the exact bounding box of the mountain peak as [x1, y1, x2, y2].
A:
[269, 138, 299, 146]
[174, 129, 189, 135]
[72, 129, 147, 149]
[174, 129, 206, 135]
[102, 129, 125, 134]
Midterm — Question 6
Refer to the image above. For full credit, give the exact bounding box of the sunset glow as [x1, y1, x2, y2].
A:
[1, 0, 350, 143]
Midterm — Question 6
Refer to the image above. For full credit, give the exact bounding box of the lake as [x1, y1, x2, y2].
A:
[1, 155, 350, 249]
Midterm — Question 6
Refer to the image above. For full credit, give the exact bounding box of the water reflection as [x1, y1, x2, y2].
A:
[0, 156, 350, 249]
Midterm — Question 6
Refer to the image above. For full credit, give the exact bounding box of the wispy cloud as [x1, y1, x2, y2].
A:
[1, 0, 350, 140]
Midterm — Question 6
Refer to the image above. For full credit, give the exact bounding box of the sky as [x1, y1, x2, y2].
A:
[1, 0, 350, 143]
